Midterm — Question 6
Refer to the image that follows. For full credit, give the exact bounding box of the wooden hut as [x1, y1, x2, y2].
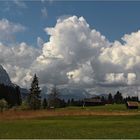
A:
[126, 101, 139, 109]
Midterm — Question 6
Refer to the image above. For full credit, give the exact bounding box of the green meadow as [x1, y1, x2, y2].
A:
[0, 115, 140, 139]
[0, 104, 140, 139]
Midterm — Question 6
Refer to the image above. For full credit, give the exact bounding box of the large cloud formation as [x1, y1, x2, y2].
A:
[36, 16, 109, 86]
[1, 16, 140, 96]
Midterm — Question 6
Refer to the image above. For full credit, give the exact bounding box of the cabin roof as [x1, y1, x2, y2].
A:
[127, 101, 139, 107]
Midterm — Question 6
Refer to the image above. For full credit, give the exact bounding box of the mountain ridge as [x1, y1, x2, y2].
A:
[0, 65, 12, 85]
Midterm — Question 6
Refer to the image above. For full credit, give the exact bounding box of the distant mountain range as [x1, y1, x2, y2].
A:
[41, 86, 108, 101]
[59, 87, 92, 100]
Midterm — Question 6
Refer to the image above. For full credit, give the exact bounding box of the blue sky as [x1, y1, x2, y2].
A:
[1, 1, 140, 96]
[1, 1, 140, 46]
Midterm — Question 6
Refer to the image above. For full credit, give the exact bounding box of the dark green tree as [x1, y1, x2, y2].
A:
[15, 86, 22, 105]
[101, 96, 105, 103]
[0, 83, 22, 107]
[67, 99, 70, 106]
[114, 91, 123, 104]
[42, 98, 47, 109]
[28, 74, 41, 110]
[70, 98, 75, 106]
[108, 93, 114, 104]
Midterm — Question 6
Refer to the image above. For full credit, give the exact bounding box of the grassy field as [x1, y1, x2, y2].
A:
[0, 104, 140, 139]
[60, 103, 133, 111]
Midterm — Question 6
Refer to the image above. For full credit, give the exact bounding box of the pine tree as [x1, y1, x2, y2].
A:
[114, 91, 123, 104]
[108, 93, 114, 104]
[28, 74, 41, 110]
[42, 98, 47, 109]
[15, 86, 22, 106]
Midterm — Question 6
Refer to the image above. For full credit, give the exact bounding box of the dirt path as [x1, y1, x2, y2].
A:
[0, 109, 140, 120]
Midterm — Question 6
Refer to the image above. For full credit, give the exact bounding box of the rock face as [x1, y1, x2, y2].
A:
[0, 65, 22, 106]
[0, 65, 12, 85]
[0, 65, 28, 100]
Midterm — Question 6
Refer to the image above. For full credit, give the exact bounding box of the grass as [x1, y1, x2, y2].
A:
[0, 115, 140, 139]
[59, 103, 140, 113]
[0, 104, 140, 139]
[60, 104, 128, 111]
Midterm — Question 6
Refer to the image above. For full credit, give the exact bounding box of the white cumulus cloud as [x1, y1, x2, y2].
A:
[36, 16, 109, 86]
[97, 30, 140, 86]
[1, 16, 140, 96]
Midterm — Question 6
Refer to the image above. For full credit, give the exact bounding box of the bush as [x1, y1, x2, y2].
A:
[0, 99, 8, 112]
[17, 101, 30, 110]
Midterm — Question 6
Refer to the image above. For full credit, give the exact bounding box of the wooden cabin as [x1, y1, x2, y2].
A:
[126, 101, 139, 109]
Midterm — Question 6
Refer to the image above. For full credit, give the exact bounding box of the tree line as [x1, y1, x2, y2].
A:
[28, 74, 139, 109]
[0, 74, 139, 111]
[106, 91, 139, 104]
[0, 83, 21, 107]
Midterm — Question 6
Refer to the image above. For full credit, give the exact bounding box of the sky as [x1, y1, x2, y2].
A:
[1, 1, 140, 45]
[1, 1, 140, 96]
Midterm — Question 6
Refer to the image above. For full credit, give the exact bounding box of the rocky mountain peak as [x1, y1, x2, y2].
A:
[0, 65, 12, 85]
